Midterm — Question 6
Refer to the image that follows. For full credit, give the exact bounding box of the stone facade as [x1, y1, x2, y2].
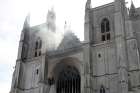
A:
[10, 0, 140, 93]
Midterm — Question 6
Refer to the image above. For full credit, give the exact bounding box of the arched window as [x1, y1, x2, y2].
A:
[35, 41, 38, 49]
[100, 85, 105, 93]
[56, 66, 81, 93]
[101, 18, 111, 41]
[39, 40, 42, 49]
[34, 38, 42, 57]
[34, 51, 37, 57]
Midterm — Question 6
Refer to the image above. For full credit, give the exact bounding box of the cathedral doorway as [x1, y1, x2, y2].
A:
[56, 66, 81, 93]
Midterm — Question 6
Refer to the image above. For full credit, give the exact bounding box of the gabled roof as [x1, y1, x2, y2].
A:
[46, 31, 82, 57]
[57, 31, 81, 50]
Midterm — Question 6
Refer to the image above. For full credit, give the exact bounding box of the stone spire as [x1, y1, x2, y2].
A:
[20, 13, 30, 59]
[20, 13, 30, 42]
[21, 13, 30, 40]
[46, 7, 56, 32]
[23, 13, 30, 29]
[114, 0, 128, 19]
[85, 0, 91, 10]
[47, 7, 56, 22]
[129, 0, 138, 18]
[64, 21, 67, 30]
[114, 0, 126, 11]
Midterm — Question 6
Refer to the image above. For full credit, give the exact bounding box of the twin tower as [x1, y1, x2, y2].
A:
[10, 0, 140, 93]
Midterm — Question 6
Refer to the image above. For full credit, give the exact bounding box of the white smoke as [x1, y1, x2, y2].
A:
[37, 25, 64, 54]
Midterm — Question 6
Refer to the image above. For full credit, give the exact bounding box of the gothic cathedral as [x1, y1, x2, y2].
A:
[10, 0, 140, 93]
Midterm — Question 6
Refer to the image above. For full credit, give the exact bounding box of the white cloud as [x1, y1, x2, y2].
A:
[0, 82, 11, 93]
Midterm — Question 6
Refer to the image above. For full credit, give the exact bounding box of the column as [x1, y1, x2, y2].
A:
[57, 80, 59, 93]
[73, 78, 75, 93]
[65, 80, 66, 93]
[75, 78, 77, 93]
[66, 80, 68, 93]
[72, 78, 73, 93]
[70, 79, 72, 93]
[60, 80, 62, 93]
[62, 80, 64, 93]
[67, 79, 69, 93]
[78, 77, 80, 93]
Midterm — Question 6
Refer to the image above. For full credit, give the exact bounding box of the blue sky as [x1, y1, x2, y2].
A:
[0, 0, 139, 93]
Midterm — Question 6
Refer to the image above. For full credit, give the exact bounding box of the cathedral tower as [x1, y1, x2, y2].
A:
[18, 14, 30, 60]
[84, 0, 128, 93]
[46, 8, 56, 32]
[10, 14, 30, 93]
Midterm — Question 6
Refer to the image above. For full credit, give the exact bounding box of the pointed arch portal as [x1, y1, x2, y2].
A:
[56, 66, 81, 93]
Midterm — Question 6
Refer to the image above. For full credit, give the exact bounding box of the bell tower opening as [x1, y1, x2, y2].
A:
[56, 66, 81, 93]
[101, 18, 111, 41]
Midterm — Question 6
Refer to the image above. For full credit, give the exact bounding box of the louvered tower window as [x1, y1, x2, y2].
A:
[34, 38, 42, 57]
[101, 18, 111, 41]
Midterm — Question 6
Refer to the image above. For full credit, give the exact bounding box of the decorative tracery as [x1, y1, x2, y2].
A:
[56, 66, 80, 93]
